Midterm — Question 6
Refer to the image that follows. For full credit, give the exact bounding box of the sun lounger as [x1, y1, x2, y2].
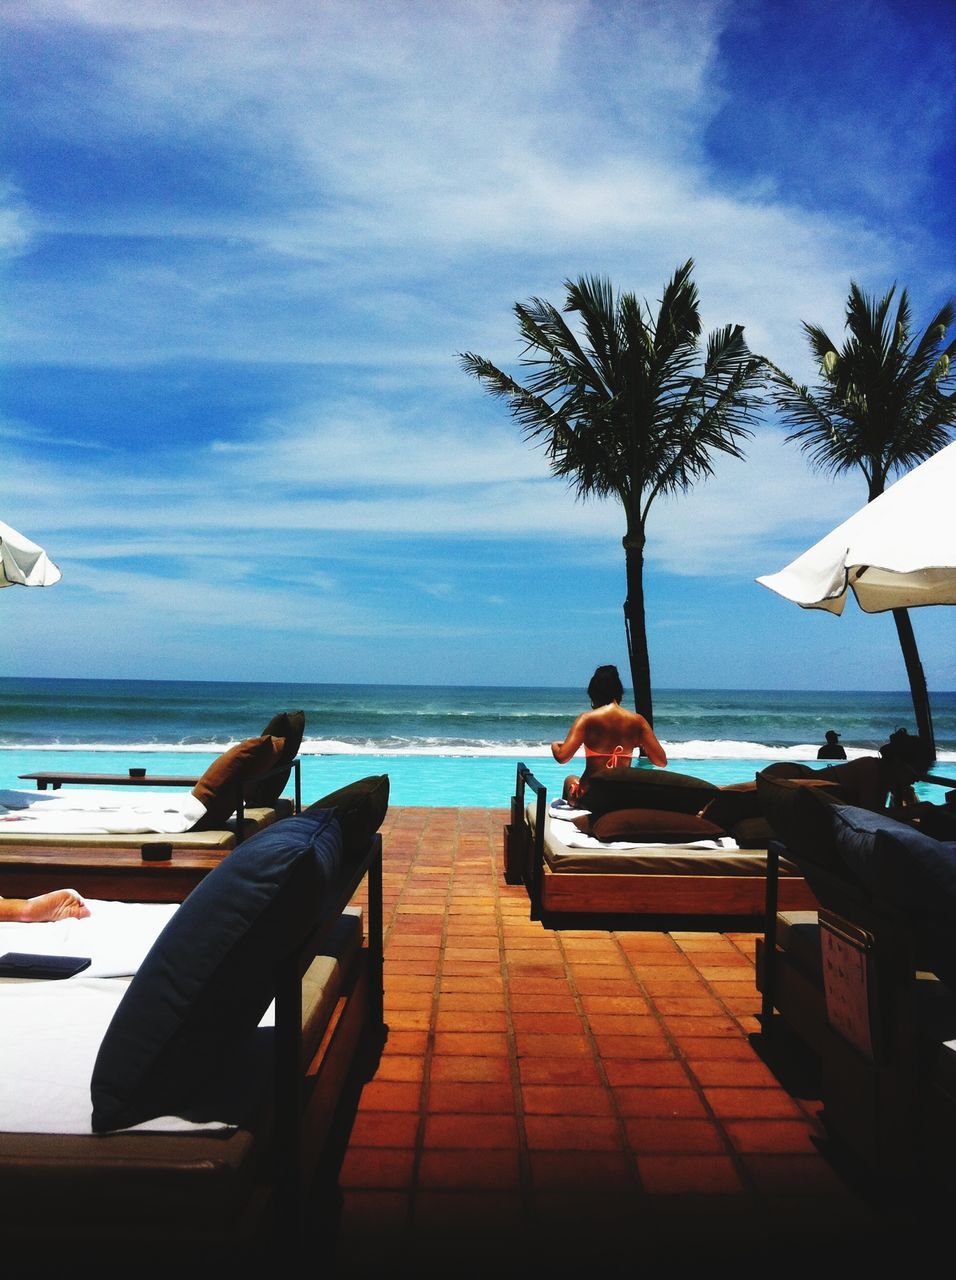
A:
[0, 732, 307, 887]
[0, 788, 294, 848]
[755, 778, 956, 1183]
[0, 806, 386, 1259]
[1, 712, 308, 856]
[506, 763, 817, 922]
[0, 781, 296, 901]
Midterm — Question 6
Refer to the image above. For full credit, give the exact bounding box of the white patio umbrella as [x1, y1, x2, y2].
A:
[757, 440, 956, 755]
[757, 441, 956, 613]
[0, 519, 62, 588]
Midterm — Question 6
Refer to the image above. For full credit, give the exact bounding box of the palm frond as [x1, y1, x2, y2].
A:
[562, 276, 622, 399]
[462, 263, 765, 520]
[772, 281, 956, 495]
[652, 259, 701, 361]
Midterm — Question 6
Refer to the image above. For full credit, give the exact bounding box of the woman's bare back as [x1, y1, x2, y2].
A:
[552, 700, 667, 803]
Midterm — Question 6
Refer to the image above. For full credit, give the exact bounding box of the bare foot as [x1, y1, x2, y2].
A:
[20, 890, 91, 923]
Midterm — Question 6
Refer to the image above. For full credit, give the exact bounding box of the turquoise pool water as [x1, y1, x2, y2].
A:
[2, 748, 944, 809]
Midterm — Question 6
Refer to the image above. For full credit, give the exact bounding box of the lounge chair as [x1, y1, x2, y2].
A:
[506, 762, 818, 922]
[755, 774, 956, 1184]
[0, 779, 389, 1258]
[0, 717, 307, 900]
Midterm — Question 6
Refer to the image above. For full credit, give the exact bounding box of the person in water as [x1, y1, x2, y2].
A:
[817, 729, 847, 761]
[551, 664, 667, 805]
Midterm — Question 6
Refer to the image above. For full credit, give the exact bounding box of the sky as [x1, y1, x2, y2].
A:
[2, 0, 955, 696]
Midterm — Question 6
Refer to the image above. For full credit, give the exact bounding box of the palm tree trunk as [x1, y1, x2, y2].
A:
[622, 531, 654, 726]
[868, 479, 936, 762]
[891, 607, 936, 760]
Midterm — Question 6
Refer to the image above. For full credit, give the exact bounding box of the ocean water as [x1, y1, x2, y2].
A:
[1, 678, 954, 808]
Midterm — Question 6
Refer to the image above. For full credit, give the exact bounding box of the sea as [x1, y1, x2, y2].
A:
[2, 678, 954, 808]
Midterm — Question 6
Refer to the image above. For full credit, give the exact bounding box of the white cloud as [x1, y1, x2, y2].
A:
[4, 0, 953, 685]
[0, 191, 33, 258]
[647, 432, 868, 576]
[7, 0, 930, 384]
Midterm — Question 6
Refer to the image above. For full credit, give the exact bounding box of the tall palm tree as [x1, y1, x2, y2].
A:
[460, 261, 763, 726]
[766, 281, 956, 757]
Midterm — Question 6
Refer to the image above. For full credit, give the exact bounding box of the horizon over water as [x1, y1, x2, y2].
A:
[2, 677, 954, 807]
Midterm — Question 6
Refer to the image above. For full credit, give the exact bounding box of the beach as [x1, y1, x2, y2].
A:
[2, 677, 953, 806]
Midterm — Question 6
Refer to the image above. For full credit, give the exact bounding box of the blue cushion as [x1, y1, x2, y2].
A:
[826, 804, 956, 918]
[90, 809, 344, 1133]
[826, 803, 956, 988]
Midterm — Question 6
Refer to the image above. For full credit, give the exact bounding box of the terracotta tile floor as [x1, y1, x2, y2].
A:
[314, 807, 937, 1271]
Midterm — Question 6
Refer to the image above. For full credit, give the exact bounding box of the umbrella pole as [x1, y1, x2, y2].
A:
[892, 606, 936, 762]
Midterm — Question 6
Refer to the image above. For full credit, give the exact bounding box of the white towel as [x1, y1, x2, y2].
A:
[549, 816, 738, 852]
[548, 799, 590, 821]
[0, 788, 206, 834]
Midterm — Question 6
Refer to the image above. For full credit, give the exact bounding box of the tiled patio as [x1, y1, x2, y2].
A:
[317, 807, 933, 1271]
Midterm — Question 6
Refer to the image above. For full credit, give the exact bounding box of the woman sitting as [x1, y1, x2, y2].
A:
[551, 664, 667, 806]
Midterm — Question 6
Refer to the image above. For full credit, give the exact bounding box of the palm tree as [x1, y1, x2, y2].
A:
[766, 281, 956, 757]
[460, 261, 763, 726]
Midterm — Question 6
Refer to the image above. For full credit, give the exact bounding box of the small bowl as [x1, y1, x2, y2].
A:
[129, 767, 147, 778]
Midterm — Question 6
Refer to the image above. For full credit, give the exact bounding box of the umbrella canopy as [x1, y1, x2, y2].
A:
[757, 441, 956, 759]
[757, 441, 956, 614]
[0, 520, 62, 588]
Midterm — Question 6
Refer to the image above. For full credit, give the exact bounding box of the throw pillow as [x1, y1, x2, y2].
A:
[190, 734, 285, 829]
[90, 809, 344, 1133]
[306, 774, 390, 860]
[589, 808, 726, 843]
[730, 816, 774, 849]
[244, 710, 306, 808]
[823, 802, 956, 990]
[585, 769, 718, 820]
[825, 803, 956, 916]
[700, 782, 761, 830]
[760, 762, 817, 781]
[754, 770, 846, 870]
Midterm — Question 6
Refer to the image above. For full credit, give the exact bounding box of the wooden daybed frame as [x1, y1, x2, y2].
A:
[0, 761, 302, 901]
[506, 762, 818, 923]
[2, 758, 302, 850]
[0, 830, 385, 1260]
[756, 839, 956, 1184]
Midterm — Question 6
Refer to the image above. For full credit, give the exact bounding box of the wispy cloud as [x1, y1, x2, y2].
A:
[3, 0, 954, 685]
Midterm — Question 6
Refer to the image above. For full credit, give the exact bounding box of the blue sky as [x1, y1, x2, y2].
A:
[2, 0, 954, 695]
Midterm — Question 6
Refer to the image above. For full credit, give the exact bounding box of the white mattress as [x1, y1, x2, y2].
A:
[0, 899, 236, 1136]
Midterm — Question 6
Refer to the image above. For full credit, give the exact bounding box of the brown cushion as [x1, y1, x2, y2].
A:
[306, 775, 390, 860]
[587, 808, 727, 844]
[191, 735, 285, 829]
[585, 769, 718, 819]
[754, 770, 846, 870]
[730, 815, 774, 848]
[700, 782, 761, 829]
[760, 762, 817, 781]
[244, 710, 305, 807]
